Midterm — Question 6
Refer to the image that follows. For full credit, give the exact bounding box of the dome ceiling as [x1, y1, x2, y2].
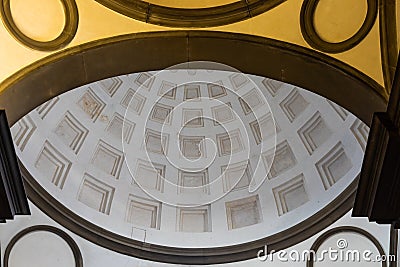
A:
[12, 67, 368, 249]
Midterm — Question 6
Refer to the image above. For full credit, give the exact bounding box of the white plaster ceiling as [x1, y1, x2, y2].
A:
[12, 68, 368, 248]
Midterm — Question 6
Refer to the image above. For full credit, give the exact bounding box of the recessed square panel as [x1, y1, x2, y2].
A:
[182, 108, 204, 127]
[280, 89, 309, 122]
[226, 195, 262, 230]
[77, 173, 115, 215]
[178, 169, 209, 194]
[36, 97, 59, 119]
[134, 160, 165, 192]
[212, 102, 234, 125]
[120, 89, 146, 115]
[91, 140, 124, 179]
[77, 89, 106, 122]
[229, 73, 249, 90]
[35, 141, 72, 189]
[298, 112, 332, 154]
[145, 129, 169, 155]
[316, 142, 353, 190]
[134, 72, 154, 90]
[207, 81, 227, 98]
[273, 174, 309, 216]
[238, 89, 265, 114]
[262, 78, 282, 96]
[263, 140, 297, 179]
[327, 99, 348, 121]
[216, 129, 244, 156]
[126, 195, 161, 229]
[106, 113, 135, 143]
[180, 135, 205, 159]
[158, 81, 177, 99]
[100, 77, 123, 97]
[12, 115, 36, 151]
[351, 120, 369, 151]
[221, 161, 251, 192]
[177, 206, 211, 232]
[249, 113, 278, 144]
[150, 103, 173, 124]
[184, 84, 201, 101]
[54, 111, 89, 154]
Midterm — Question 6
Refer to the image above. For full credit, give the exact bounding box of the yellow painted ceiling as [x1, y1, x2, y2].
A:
[0, 0, 397, 92]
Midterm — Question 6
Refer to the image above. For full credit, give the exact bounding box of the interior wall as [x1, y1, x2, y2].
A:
[0, 202, 390, 267]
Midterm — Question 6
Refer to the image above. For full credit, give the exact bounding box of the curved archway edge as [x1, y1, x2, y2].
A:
[0, 31, 387, 264]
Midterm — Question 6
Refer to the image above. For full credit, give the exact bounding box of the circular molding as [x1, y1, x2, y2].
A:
[94, 0, 285, 27]
[3, 225, 83, 267]
[300, 0, 378, 53]
[307, 226, 387, 267]
[0, 31, 386, 264]
[0, 0, 79, 51]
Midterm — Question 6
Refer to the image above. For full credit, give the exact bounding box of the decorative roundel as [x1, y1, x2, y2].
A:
[4, 225, 83, 267]
[12, 62, 368, 262]
[300, 0, 378, 53]
[0, 0, 79, 51]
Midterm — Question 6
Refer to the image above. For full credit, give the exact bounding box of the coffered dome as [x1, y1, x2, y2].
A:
[12, 66, 368, 249]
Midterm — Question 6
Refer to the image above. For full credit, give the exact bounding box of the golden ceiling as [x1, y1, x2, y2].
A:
[0, 0, 398, 100]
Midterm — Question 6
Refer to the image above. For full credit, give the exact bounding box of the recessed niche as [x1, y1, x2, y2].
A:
[77, 173, 115, 215]
[249, 113, 278, 144]
[263, 140, 297, 179]
[316, 142, 353, 190]
[178, 169, 209, 194]
[35, 141, 72, 189]
[177, 206, 211, 232]
[158, 80, 177, 99]
[221, 161, 251, 192]
[216, 129, 244, 156]
[12, 115, 36, 151]
[77, 89, 106, 122]
[182, 108, 204, 127]
[126, 195, 161, 229]
[134, 72, 154, 90]
[180, 135, 205, 159]
[184, 84, 201, 100]
[298, 112, 332, 154]
[226, 195, 262, 230]
[145, 129, 169, 155]
[229, 73, 249, 90]
[120, 89, 146, 115]
[238, 88, 265, 114]
[134, 160, 165, 192]
[273, 174, 309, 216]
[207, 80, 227, 98]
[106, 113, 135, 143]
[150, 103, 173, 124]
[54, 111, 89, 154]
[91, 140, 124, 179]
[100, 77, 123, 97]
[280, 89, 309, 122]
[212, 102, 235, 125]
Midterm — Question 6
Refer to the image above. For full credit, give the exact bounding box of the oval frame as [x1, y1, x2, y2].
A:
[300, 0, 378, 53]
[0, 0, 79, 51]
[3, 225, 83, 267]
